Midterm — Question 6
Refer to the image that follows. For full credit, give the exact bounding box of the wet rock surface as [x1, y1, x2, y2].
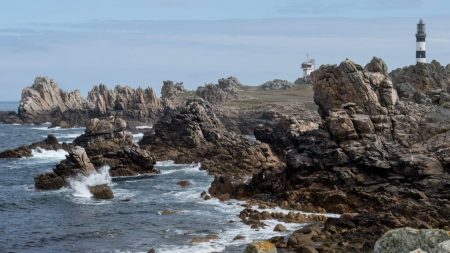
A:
[89, 184, 114, 199]
[34, 117, 158, 190]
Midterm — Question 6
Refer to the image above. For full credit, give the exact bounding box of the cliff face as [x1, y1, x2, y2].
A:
[18, 77, 86, 123]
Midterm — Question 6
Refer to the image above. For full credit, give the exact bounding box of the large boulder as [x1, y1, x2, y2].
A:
[89, 184, 114, 199]
[244, 241, 277, 253]
[374, 228, 450, 253]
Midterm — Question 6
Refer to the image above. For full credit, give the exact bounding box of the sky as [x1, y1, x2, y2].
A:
[0, 0, 449, 101]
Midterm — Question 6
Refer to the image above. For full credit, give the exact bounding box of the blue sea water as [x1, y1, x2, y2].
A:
[0, 103, 304, 253]
[0, 101, 19, 112]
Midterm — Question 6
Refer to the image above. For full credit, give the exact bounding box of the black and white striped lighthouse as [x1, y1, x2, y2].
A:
[416, 19, 426, 63]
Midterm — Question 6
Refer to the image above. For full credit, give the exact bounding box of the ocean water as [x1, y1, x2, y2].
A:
[0, 103, 323, 253]
[0, 101, 19, 112]
[0, 123, 313, 253]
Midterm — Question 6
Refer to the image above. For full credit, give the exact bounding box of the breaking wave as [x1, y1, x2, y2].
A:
[69, 166, 112, 198]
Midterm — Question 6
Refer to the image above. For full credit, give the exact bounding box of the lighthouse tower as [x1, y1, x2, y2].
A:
[416, 19, 426, 63]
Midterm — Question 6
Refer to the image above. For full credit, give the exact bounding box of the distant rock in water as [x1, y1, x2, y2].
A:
[161, 80, 185, 100]
[0, 134, 72, 159]
[89, 184, 114, 199]
[18, 77, 86, 124]
[196, 76, 241, 103]
[260, 79, 294, 91]
[11, 76, 163, 127]
[390, 60, 450, 105]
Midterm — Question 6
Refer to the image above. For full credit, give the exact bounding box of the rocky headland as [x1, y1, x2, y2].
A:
[1, 57, 449, 252]
[232, 58, 450, 252]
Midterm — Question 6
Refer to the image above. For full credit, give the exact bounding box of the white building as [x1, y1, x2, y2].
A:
[301, 57, 315, 79]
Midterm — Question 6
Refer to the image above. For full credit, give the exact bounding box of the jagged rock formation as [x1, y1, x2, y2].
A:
[0, 135, 73, 159]
[390, 60, 450, 105]
[240, 58, 450, 252]
[161, 80, 185, 99]
[34, 117, 159, 190]
[196, 76, 241, 104]
[18, 77, 86, 124]
[7, 77, 163, 127]
[87, 84, 162, 123]
[139, 98, 283, 176]
[260, 79, 294, 91]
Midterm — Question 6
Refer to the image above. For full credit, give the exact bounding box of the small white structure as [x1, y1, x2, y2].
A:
[301, 56, 315, 78]
[416, 19, 426, 63]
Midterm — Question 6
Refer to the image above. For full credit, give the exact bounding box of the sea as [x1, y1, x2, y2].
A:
[0, 102, 332, 253]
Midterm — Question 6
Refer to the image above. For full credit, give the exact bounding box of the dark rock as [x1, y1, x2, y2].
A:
[177, 180, 190, 188]
[34, 172, 66, 190]
[89, 184, 114, 199]
[139, 98, 282, 178]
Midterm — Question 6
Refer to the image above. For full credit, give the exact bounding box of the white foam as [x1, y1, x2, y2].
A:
[133, 133, 144, 141]
[12, 123, 21, 126]
[31, 148, 68, 160]
[69, 166, 112, 198]
[255, 206, 341, 219]
[136, 125, 153, 129]
[158, 163, 202, 175]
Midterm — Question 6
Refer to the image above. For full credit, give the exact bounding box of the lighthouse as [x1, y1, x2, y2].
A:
[416, 19, 426, 63]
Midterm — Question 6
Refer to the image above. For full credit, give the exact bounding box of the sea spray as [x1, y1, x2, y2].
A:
[31, 148, 68, 160]
[70, 166, 112, 198]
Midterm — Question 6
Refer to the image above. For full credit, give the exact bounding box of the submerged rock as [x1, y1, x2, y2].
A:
[89, 184, 114, 199]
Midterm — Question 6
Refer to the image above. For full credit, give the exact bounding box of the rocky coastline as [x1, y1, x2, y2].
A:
[1, 58, 449, 252]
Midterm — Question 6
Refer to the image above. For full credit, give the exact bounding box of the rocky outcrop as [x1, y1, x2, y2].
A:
[161, 80, 185, 99]
[87, 84, 162, 123]
[0, 135, 72, 159]
[139, 98, 283, 177]
[18, 77, 86, 124]
[0, 111, 22, 124]
[34, 117, 159, 190]
[261, 79, 294, 91]
[241, 57, 450, 252]
[89, 184, 114, 199]
[374, 228, 450, 253]
[196, 76, 241, 104]
[6, 77, 164, 127]
[35, 146, 93, 190]
[390, 60, 450, 105]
